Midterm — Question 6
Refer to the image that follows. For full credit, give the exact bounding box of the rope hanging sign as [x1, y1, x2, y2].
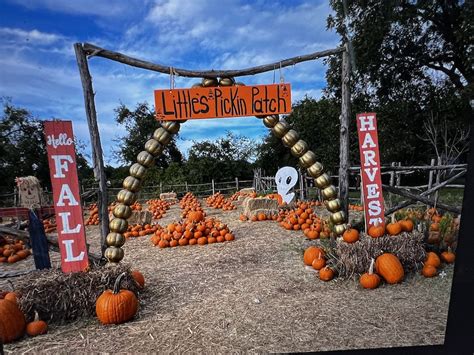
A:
[154, 83, 292, 120]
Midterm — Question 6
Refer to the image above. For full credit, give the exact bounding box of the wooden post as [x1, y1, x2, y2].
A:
[427, 158, 435, 200]
[389, 162, 396, 207]
[434, 156, 442, 207]
[395, 162, 402, 187]
[212, 179, 215, 195]
[298, 168, 304, 201]
[160, 182, 163, 194]
[185, 181, 188, 192]
[235, 177, 239, 191]
[74, 43, 109, 256]
[338, 44, 351, 219]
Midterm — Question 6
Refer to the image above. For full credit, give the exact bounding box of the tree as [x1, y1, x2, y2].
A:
[326, 0, 473, 102]
[0, 99, 93, 192]
[114, 102, 184, 167]
[255, 97, 343, 174]
[186, 132, 256, 183]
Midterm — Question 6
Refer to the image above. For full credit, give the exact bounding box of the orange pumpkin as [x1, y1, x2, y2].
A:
[424, 252, 441, 268]
[0, 297, 26, 343]
[96, 273, 138, 325]
[131, 270, 145, 289]
[440, 249, 455, 264]
[319, 267, 335, 281]
[359, 258, 381, 289]
[422, 264, 437, 278]
[375, 253, 404, 284]
[400, 219, 414, 232]
[368, 224, 385, 238]
[303, 246, 325, 266]
[311, 254, 326, 270]
[342, 228, 359, 243]
[26, 311, 48, 337]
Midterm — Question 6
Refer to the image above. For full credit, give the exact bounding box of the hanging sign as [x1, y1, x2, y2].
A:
[154, 83, 291, 120]
[275, 166, 298, 204]
[44, 120, 89, 273]
[356, 113, 385, 231]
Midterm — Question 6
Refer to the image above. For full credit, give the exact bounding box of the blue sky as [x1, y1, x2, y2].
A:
[0, 0, 340, 166]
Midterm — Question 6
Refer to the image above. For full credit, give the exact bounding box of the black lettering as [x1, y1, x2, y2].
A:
[239, 98, 247, 115]
[191, 97, 200, 114]
[161, 92, 175, 116]
[200, 96, 209, 113]
[230, 88, 239, 115]
[223, 98, 231, 114]
[278, 85, 287, 112]
[214, 89, 222, 116]
[186, 91, 192, 117]
[252, 87, 262, 113]
[269, 98, 276, 112]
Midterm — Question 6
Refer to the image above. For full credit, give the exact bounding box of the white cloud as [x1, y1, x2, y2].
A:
[0, 27, 65, 45]
[6, 0, 145, 17]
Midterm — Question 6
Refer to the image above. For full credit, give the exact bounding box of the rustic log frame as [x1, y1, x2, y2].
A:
[73, 42, 351, 254]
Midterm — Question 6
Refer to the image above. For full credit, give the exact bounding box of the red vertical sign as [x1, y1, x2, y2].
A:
[44, 121, 89, 273]
[356, 113, 385, 231]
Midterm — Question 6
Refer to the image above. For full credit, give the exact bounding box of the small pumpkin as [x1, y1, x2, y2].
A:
[422, 264, 437, 278]
[440, 248, 455, 264]
[386, 215, 402, 236]
[0, 297, 26, 343]
[311, 253, 326, 270]
[359, 258, 381, 289]
[342, 227, 359, 243]
[375, 253, 404, 284]
[368, 223, 385, 238]
[131, 270, 145, 289]
[303, 246, 325, 266]
[95, 272, 138, 325]
[26, 311, 48, 337]
[187, 211, 204, 223]
[400, 219, 414, 232]
[319, 267, 335, 281]
[424, 252, 441, 268]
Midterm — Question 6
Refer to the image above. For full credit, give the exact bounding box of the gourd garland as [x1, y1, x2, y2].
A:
[95, 272, 138, 325]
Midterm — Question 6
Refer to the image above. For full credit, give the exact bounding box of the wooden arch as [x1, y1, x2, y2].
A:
[74, 43, 352, 264]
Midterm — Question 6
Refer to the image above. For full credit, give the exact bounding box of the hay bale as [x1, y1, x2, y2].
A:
[128, 211, 152, 225]
[15, 264, 141, 324]
[160, 192, 178, 203]
[327, 231, 426, 279]
[237, 188, 256, 202]
[242, 197, 278, 217]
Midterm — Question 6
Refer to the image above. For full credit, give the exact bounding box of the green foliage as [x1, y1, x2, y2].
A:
[186, 132, 255, 183]
[0, 99, 93, 191]
[255, 97, 342, 173]
[114, 102, 183, 167]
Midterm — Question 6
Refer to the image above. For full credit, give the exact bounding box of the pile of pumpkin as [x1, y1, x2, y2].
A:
[0, 291, 48, 344]
[85, 204, 100, 226]
[348, 203, 364, 212]
[303, 245, 456, 288]
[277, 202, 332, 239]
[42, 218, 56, 233]
[123, 223, 159, 238]
[151, 211, 235, 248]
[239, 211, 278, 222]
[146, 199, 171, 220]
[205, 192, 236, 211]
[364, 215, 414, 239]
[180, 193, 206, 220]
[0, 236, 31, 264]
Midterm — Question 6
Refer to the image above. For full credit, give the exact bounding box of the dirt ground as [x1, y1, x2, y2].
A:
[1, 202, 453, 353]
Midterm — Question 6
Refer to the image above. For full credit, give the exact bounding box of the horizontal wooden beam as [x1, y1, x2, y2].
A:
[382, 184, 462, 214]
[81, 42, 345, 79]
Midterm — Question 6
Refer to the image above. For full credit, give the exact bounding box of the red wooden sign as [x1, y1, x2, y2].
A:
[44, 121, 89, 273]
[154, 83, 291, 120]
[356, 113, 385, 231]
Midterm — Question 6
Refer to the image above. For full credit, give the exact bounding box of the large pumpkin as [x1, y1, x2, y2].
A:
[375, 253, 404, 284]
[96, 273, 138, 325]
[0, 297, 26, 343]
